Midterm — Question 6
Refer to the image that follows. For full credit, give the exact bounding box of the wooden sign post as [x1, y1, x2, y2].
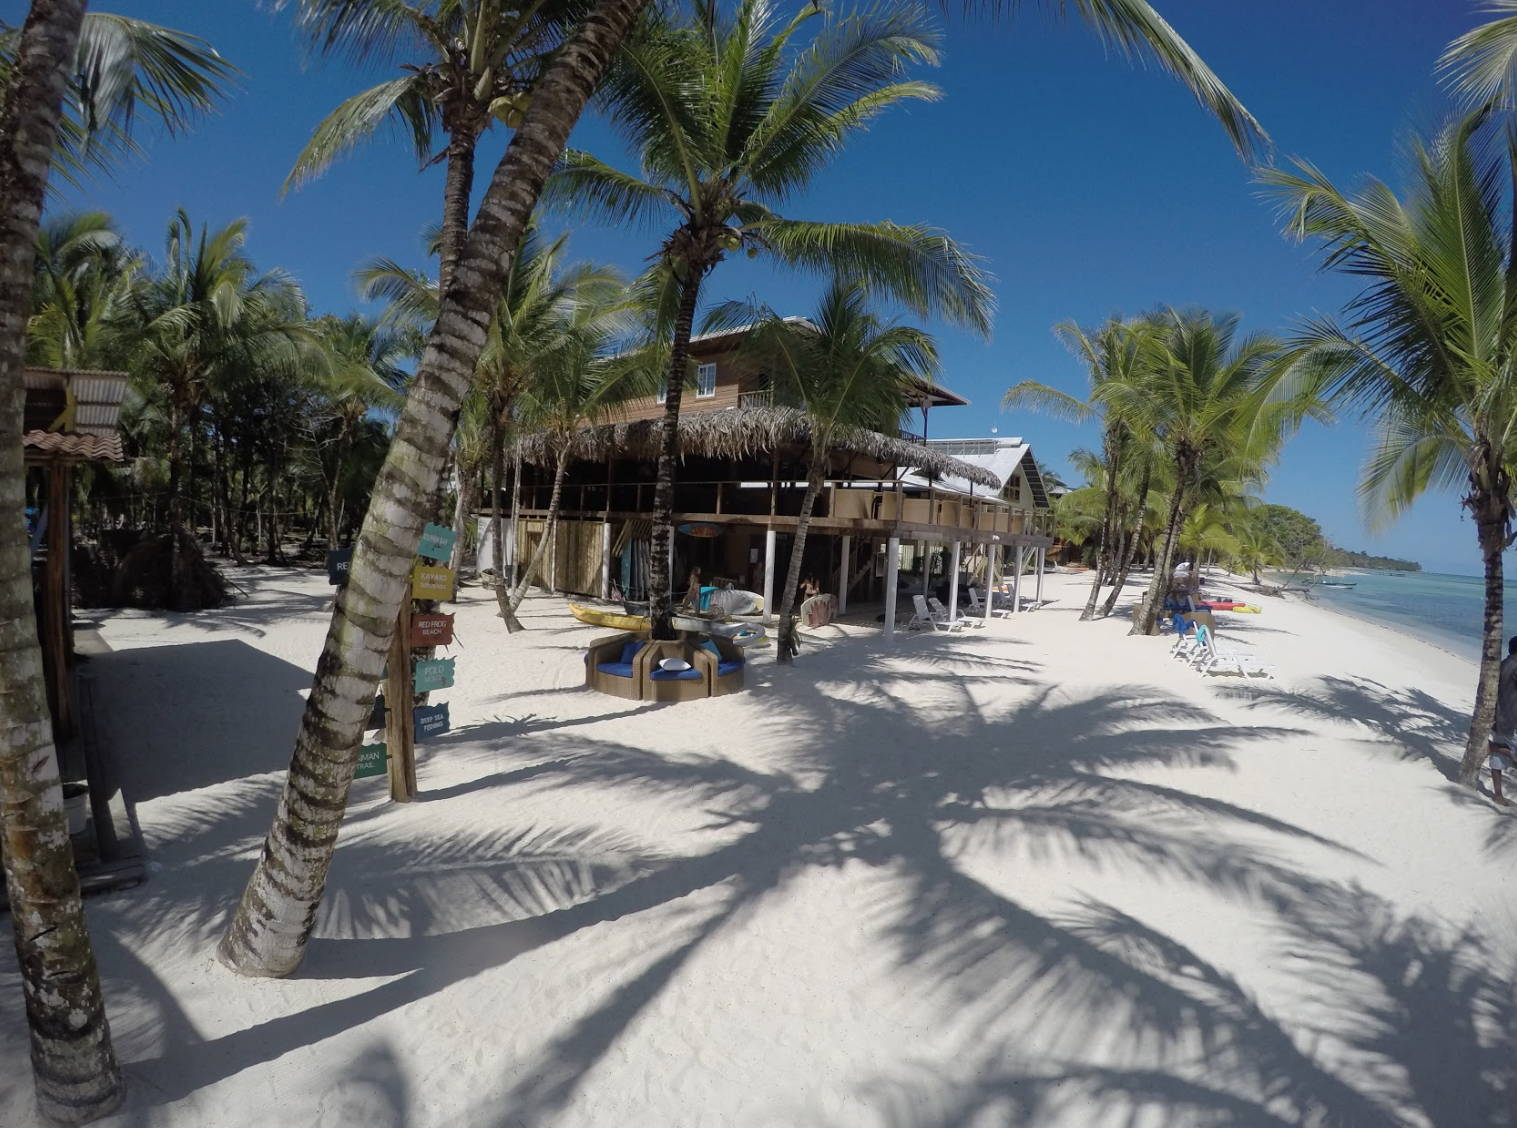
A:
[384, 599, 419, 802]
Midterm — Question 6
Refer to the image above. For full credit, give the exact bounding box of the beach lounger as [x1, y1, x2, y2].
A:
[1191, 624, 1272, 678]
[927, 596, 977, 629]
[913, 594, 965, 632]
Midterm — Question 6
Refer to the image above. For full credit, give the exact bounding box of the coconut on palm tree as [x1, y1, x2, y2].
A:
[725, 278, 938, 661]
[1264, 109, 1517, 787]
[546, 0, 995, 638]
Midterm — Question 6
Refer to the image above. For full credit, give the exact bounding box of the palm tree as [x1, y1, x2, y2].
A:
[502, 272, 646, 618]
[1263, 109, 1517, 787]
[549, 0, 996, 637]
[281, 0, 577, 292]
[730, 279, 938, 662]
[1005, 317, 1158, 620]
[1100, 311, 1296, 636]
[126, 210, 315, 603]
[311, 314, 412, 548]
[1441, 1, 1517, 108]
[0, 10, 235, 188]
[218, 0, 1268, 976]
[27, 211, 138, 370]
[0, 5, 233, 1120]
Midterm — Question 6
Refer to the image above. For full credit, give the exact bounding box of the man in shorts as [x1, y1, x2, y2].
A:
[1488, 636, 1517, 801]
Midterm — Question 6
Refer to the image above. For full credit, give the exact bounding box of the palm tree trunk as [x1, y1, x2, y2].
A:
[437, 136, 475, 298]
[776, 446, 826, 662]
[1129, 463, 1189, 636]
[0, 0, 125, 1120]
[1461, 481, 1511, 785]
[648, 269, 702, 641]
[489, 410, 524, 632]
[217, 0, 653, 978]
[505, 445, 569, 615]
[1102, 459, 1151, 619]
[446, 464, 477, 597]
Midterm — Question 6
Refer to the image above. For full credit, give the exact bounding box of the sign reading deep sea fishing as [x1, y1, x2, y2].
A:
[355, 742, 388, 779]
[411, 563, 454, 601]
[412, 656, 455, 694]
[413, 702, 450, 741]
[409, 612, 455, 647]
[417, 522, 457, 561]
[327, 547, 352, 586]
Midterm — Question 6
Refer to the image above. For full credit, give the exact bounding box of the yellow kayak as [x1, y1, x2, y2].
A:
[569, 603, 650, 631]
[1236, 604, 1263, 613]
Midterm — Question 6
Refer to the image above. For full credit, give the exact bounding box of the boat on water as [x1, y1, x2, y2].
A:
[1318, 580, 1357, 588]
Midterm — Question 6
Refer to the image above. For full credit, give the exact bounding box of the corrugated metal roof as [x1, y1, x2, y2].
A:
[22, 368, 128, 438]
[22, 430, 125, 462]
[914, 437, 1051, 508]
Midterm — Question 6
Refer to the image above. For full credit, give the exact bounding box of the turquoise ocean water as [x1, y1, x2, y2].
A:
[1278, 570, 1517, 662]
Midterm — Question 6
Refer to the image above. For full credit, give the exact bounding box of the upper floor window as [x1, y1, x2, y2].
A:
[696, 363, 717, 398]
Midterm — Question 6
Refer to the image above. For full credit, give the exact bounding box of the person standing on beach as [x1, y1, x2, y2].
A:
[1487, 637, 1517, 802]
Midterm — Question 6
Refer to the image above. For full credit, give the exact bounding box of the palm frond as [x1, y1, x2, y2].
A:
[285, 74, 438, 193]
[1440, 0, 1517, 108]
[752, 216, 995, 335]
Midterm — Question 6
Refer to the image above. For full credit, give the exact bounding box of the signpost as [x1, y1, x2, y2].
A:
[413, 702, 450, 741]
[410, 612, 455, 647]
[413, 656, 455, 694]
[327, 547, 353, 586]
[417, 522, 457, 561]
[355, 742, 388, 779]
[411, 563, 454, 601]
[366, 530, 460, 801]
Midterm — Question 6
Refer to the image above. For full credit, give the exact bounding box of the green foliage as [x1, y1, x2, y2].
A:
[1253, 503, 1327, 572]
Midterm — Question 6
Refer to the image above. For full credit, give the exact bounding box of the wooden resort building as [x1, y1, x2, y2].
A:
[492, 326, 1056, 632]
[16, 367, 143, 893]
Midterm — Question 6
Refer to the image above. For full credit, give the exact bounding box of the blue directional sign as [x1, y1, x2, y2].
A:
[417, 522, 457, 561]
[413, 656, 455, 694]
[413, 702, 450, 742]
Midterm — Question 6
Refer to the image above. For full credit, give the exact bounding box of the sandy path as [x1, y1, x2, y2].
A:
[2, 566, 1514, 1127]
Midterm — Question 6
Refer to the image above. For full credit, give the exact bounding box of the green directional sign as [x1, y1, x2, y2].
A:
[355, 742, 388, 779]
[413, 656, 455, 694]
[417, 522, 457, 561]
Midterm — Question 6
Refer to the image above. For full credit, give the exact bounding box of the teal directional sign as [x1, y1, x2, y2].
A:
[413, 656, 455, 694]
[355, 742, 388, 779]
[417, 522, 456, 561]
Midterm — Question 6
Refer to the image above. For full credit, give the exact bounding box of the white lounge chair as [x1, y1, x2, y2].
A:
[913, 594, 965, 632]
[1192, 624, 1272, 677]
[929, 595, 980, 628]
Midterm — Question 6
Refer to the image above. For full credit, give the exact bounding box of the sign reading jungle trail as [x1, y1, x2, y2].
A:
[413, 656, 455, 694]
[355, 742, 388, 779]
[327, 547, 352, 586]
[411, 563, 454, 601]
[410, 612, 455, 647]
[413, 703, 450, 742]
[417, 522, 457, 561]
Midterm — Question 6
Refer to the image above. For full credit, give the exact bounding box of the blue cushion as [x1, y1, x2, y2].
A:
[698, 639, 721, 658]
[650, 667, 702, 680]
[717, 659, 743, 676]
[619, 641, 643, 664]
[597, 661, 636, 678]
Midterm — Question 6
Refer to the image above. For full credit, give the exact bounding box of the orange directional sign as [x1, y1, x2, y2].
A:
[409, 612, 455, 647]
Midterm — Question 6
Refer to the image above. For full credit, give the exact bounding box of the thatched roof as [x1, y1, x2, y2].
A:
[512, 405, 1001, 488]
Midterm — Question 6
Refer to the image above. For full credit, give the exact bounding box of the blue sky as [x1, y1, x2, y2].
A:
[42, 0, 1494, 573]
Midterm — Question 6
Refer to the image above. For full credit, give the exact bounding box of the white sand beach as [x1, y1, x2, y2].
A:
[3, 567, 1513, 1127]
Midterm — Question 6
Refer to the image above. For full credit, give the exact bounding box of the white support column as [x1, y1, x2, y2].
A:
[884, 535, 901, 638]
[601, 521, 613, 599]
[983, 543, 998, 626]
[762, 527, 777, 625]
[1012, 546, 1024, 613]
[917, 540, 928, 596]
[1035, 546, 1045, 607]
[948, 540, 962, 621]
[838, 534, 851, 614]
